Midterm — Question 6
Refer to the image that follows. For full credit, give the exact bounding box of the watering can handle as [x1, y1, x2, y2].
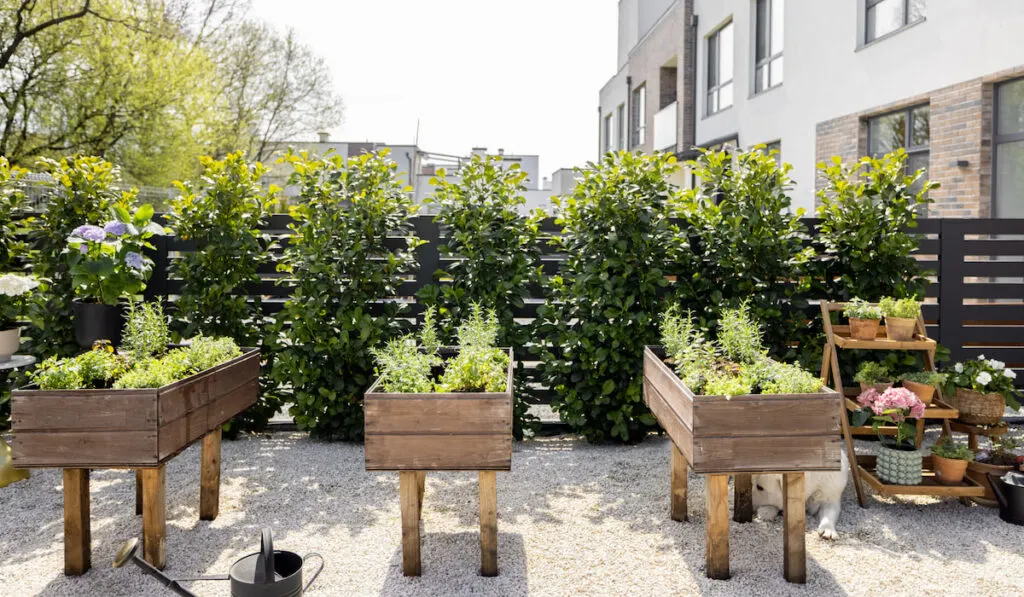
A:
[254, 528, 275, 584]
[301, 553, 325, 593]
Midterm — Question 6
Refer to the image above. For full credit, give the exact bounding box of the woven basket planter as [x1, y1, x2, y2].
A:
[849, 318, 881, 340]
[876, 443, 924, 485]
[954, 388, 1005, 426]
[884, 317, 916, 341]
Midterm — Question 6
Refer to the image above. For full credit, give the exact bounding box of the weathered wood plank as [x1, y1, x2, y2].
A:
[706, 474, 730, 580]
[13, 431, 158, 468]
[400, 471, 421, 576]
[670, 442, 688, 522]
[365, 435, 512, 471]
[642, 380, 694, 465]
[157, 378, 258, 462]
[693, 399, 840, 437]
[12, 392, 157, 431]
[200, 429, 221, 521]
[479, 471, 498, 577]
[365, 397, 512, 435]
[142, 465, 166, 570]
[691, 435, 843, 474]
[643, 347, 693, 428]
[63, 469, 90, 576]
[783, 473, 806, 584]
[733, 474, 752, 523]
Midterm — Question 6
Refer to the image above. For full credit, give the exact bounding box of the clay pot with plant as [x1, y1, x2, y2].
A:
[899, 371, 946, 406]
[843, 297, 883, 341]
[853, 361, 892, 393]
[879, 296, 921, 341]
[931, 437, 974, 486]
[967, 436, 1022, 506]
[943, 355, 1021, 426]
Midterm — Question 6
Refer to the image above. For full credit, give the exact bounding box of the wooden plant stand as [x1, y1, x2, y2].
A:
[819, 303, 986, 508]
[10, 349, 259, 575]
[643, 347, 842, 584]
[364, 348, 513, 577]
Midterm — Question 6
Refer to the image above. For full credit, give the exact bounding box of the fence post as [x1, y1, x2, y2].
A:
[144, 231, 169, 308]
[938, 219, 966, 363]
[411, 216, 441, 321]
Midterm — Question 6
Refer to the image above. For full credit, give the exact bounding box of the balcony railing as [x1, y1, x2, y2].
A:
[653, 102, 677, 151]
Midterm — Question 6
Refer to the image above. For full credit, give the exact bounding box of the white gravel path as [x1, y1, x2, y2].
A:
[1, 430, 1022, 597]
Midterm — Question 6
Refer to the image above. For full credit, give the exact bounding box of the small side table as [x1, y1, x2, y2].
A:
[1, 355, 36, 488]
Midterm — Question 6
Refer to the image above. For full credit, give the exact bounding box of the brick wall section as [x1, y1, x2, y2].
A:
[814, 114, 862, 192]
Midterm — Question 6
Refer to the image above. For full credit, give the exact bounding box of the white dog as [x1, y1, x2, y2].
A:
[752, 450, 849, 540]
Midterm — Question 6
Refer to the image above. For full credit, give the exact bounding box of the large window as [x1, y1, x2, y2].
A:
[706, 21, 733, 116]
[616, 104, 625, 151]
[995, 77, 1024, 217]
[604, 113, 613, 154]
[865, 0, 924, 44]
[755, 0, 783, 93]
[631, 84, 647, 147]
[867, 104, 930, 189]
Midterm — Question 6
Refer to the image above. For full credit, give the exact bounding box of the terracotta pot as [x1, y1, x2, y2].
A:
[954, 388, 1005, 426]
[0, 327, 19, 362]
[901, 379, 935, 405]
[859, 382, 892, 394]
[933, 454, 970, 485]
[967, 459, 1014, 506]
[849, 318, 881, 340]
[884, 316, 917, 341]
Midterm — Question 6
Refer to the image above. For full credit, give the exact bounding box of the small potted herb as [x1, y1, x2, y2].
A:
[943, 356, 1021, 426]
[852, 386, 926, 485]
[843, 297, 883, 340]
[0, 273, 39, 361]
[853, 361, 892, 393]
[65, 204, 166, 347]
[931, 437, 973, 485]
[878, 296, 921, 341]
[967, 436, 1022, 505]
[898, 371, 946, 405]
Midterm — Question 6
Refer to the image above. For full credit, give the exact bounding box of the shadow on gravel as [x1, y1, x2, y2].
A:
[379, 531, 527, 596]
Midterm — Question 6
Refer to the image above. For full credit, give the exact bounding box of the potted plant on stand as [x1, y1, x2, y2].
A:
[852, 386, 926, 485]
[898, 371, 947, 406]
[967, 436, 1022, 506]
[853, 361, 892, 393]
[931, 437, 974, 485]
[943, 356, 1021, 426]
[844, 297, 883, 340]
[65, 204, 164, 348]
[879, 296, 921, 341]
[0, 273, 38, 361]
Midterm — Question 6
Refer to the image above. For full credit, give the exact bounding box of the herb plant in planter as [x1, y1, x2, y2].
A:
[898, 371, 946, 405]
[843, 298, 882, 341]
[0, 274, 39, 361]
[879, 297, 921, 341]
[943, 356, 1021, 426]
[853, 361, 892, 393]
[65, 204, 166, 347]
[931, 438, 973, 486]
[852, 387, 926, 485]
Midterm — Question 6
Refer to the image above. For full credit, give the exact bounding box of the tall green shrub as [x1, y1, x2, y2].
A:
[271, 150, 420, 440]
[0, 158, 29, 430]
[417, 155, 544, 438]
[537, 152, 686, 443]
[168, 152, 282, 436]
[26, 156, 129, 357]
[682, 147, 814, 364]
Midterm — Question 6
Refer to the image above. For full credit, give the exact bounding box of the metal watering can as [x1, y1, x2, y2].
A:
[988, 471, 1024, 526]
[113, 529, 323, 597]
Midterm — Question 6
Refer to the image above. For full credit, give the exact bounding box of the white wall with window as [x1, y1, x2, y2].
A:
[631, 84, 647, 147]
[862, 0, 924, 45]
[706, 21, 734, 115]
[754, 0, 784, 93]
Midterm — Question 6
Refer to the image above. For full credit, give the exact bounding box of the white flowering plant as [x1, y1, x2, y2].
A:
[0, 273, 40, 329]
[943, 355, 1021, 412]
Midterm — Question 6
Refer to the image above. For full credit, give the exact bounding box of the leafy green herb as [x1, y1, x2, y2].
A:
[879, 296, 921, 319]
[122, 301, 170, 363]
[931, 437, 974, 461]
[843, 297, 882, 320]
[853, 361, 891, 385]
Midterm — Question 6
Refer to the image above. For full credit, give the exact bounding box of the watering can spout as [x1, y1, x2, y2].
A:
[987, 473, 1009, 510]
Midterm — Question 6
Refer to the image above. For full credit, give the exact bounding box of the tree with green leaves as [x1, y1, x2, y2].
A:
[418, 154, 544, 438]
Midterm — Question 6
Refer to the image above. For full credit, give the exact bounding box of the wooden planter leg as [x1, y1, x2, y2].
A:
[705, 474, 730, 580]
[135, 469, 143, 515]
[782, 473, 806, 584]
[399, 471, 421, 576]
[416, 471, 426, 515]
[479, 471, 498, 577]
[733, 474, 752, 523]
[63, 469, 91, 576]
[200, 429, 221, 521]
[670, 443, 688, 522]
[142, 465, 166, 570]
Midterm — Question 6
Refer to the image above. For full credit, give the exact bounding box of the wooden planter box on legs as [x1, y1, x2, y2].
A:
[10, 348, 260, 575]
[364, 348, 513, 577]
[643, 346, 842, 584]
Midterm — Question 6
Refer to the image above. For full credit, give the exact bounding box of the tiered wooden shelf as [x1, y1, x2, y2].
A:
[820, 302, 987, 508]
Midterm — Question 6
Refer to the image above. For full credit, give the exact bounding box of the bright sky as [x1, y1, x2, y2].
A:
[248, 0, 618, 178]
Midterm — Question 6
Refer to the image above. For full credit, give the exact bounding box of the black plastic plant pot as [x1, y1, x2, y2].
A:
[72, 299, 124, 348]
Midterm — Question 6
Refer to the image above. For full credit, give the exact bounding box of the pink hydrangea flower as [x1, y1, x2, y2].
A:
[856, 386, 925, 421]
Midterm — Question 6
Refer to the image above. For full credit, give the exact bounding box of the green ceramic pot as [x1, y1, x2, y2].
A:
[877, 442, 923, 485]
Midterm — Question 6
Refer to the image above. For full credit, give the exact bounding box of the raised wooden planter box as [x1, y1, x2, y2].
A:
[10, 348, 260, 468]
[364, 347, 513, 472]
[643, 346, 843, 474]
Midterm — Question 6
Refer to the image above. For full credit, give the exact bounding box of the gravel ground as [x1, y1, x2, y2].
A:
[1, 430, 1023, 597]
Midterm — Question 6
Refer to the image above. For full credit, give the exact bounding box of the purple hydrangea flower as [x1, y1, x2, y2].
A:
[125, 251, 146, 271]
[104, 221, 128, 236]
[79, 244, 88, 255]
[73, 224, 106, 242]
